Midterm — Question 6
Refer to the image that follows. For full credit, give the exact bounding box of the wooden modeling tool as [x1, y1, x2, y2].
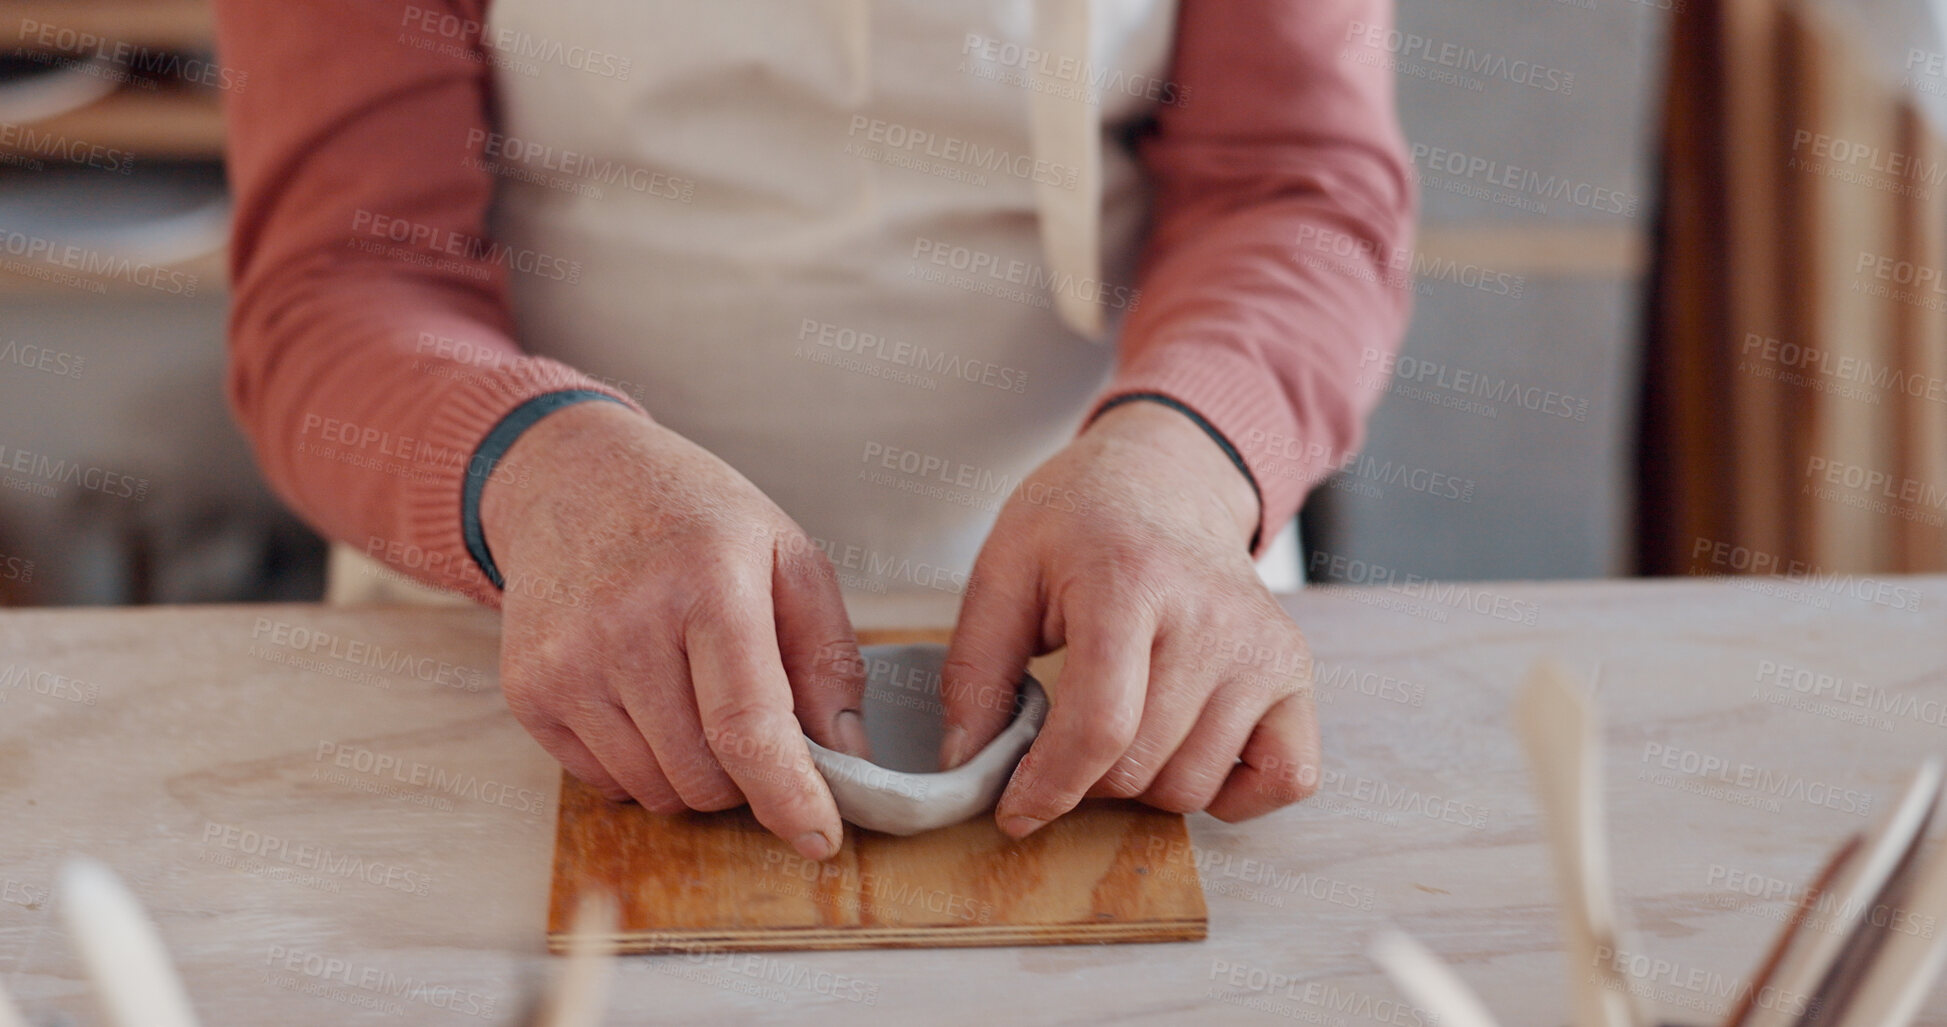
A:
[1377, 662, 1947, 1027]
[57, 858, 202, 1027]
[1513, 662, 1645, 1027]
[0, 979, 25, 1027]
[1740, 759, 1941, 1026]
[527, 892, 619, 1027]
[1368, 929, 1503, 1027]
[546, 627, 1207, 954]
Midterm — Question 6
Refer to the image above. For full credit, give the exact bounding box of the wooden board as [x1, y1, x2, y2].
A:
[546, 628, 1207, 953]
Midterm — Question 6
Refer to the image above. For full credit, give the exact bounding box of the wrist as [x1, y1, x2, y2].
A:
[478, 396, 643, 576]
[1084, 398, 1260, 547]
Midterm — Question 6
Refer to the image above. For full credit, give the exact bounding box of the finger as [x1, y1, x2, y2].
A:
[1206, 691, 1322, 822]
[994, 595, 1152, 838]
[772, 535, 867, 756]
[562, 705, 688, 815]
[1090, 630, 1213, 799]
[687, 590, 844, 861]
[523, 715, 634, 803]
[940, 546, 1043, 770]
[610, 638, 743, 812]
[1139, 681, 1267, 815]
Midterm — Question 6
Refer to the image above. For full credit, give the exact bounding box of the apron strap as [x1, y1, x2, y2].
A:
[1028, 0, 1105, 340]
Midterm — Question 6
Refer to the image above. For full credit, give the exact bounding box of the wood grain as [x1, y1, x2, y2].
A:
[546, 629, 1206, 953]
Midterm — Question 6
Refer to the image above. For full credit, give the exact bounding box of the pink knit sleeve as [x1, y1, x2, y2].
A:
[1099, 0, 1417, 553]
[213, 0, 647, 604]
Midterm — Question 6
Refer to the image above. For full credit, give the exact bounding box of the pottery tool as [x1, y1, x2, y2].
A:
[527, 892, 619, 1027]
[547, 627, 1207, 954]
[1368, 929, 1503, 1027]
[1829, 810, 1947, 1026]
[1375, 662, 1947, 1027]
[1739, 759, 1941, 1026]
[0, 979, 24, 1027]
[57, 858, 202, 1027]
[1513, 662, 1644, 1027]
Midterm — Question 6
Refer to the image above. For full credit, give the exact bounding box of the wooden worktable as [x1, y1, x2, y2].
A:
[1, 577, 1944, 1025]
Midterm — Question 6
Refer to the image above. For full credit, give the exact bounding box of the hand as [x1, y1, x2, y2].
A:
[480, 401, 868, 860]
[941, 401, 1320, 836]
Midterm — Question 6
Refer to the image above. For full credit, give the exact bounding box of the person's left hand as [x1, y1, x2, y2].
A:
[939, 400, 1321, 837]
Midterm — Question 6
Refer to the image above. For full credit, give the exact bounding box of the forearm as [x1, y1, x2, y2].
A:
[1106, 0, 1417, 552]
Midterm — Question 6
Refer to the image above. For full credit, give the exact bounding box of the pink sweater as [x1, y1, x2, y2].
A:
[213, 0, 1415, 603]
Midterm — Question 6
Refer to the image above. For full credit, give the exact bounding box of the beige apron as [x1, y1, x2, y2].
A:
[327, 0, 1304, 604]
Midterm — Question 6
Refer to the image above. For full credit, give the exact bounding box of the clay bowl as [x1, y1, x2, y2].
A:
[804, 643, 1048, 836]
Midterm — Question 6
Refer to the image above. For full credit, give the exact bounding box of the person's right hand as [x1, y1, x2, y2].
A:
[479, 400, 868, 861]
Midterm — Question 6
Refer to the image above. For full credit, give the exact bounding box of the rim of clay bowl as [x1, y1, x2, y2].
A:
[804, 645, 1049, 836]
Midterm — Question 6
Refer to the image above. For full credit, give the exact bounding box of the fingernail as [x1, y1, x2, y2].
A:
[833, 709, 869, 758]
[794, 830, 836, 861]
[939, 725, 969, 770]
[1000, 815, 1048, 839]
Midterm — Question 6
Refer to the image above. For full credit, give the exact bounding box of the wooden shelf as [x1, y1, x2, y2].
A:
[1417, 223, 1648, 277]
[3, 87, 226, 160]
[2, 0, 213, 52]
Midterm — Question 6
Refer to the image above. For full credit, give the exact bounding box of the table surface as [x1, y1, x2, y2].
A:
[2, 577, 1945, 1026]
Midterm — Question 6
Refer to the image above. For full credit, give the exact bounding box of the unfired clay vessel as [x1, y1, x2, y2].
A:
[804, 643, 1048, 836]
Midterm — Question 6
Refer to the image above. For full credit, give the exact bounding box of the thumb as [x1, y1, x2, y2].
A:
[773, 534, 869, 758]
[940, 548, 1043, 769]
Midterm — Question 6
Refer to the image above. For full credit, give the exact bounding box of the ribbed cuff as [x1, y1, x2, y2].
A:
[402, 356, 647, 605]
[1086, 344, 1308, 559]
[461, 390, 628, 588]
